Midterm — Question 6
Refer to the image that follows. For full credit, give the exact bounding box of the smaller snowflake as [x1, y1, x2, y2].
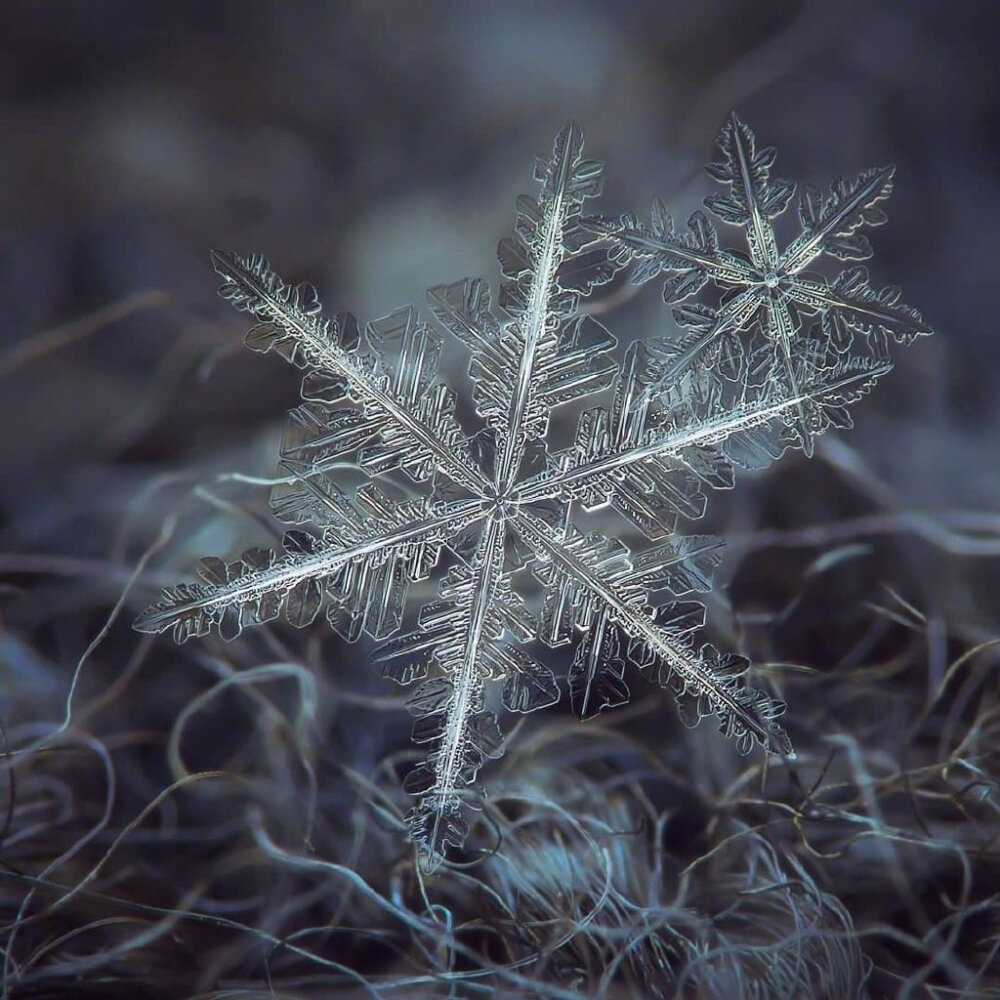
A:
[592, 113, 930, 454]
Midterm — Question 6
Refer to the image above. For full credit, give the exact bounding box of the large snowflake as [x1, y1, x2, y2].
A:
[136, 119, 929, 870]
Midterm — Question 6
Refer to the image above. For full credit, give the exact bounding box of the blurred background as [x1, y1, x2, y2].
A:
[2, 2, 999, 998]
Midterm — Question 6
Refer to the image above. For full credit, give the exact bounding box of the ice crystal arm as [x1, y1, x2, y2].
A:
[210, 251, 484, 491]
[485, 122, 618, 491]
[516, 338, 894, 512]
[375, 519, 558, 871]
[534, 528, 723, 719]
[782, 165, 895, 270]
[703, 112, 793, 269]
[429, 277, 618, 437]
[793, 266, 931, 350]
[522, 341, 725, 539]
[587, 201, 755, 294]
[134, 493, 483, 646]
[515, 514, 792, 756]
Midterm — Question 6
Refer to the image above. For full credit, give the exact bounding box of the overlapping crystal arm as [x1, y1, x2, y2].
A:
[515, 335, 894, 517]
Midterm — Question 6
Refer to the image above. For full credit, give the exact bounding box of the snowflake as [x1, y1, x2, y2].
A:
[135, 119, 930, 870]
[592, 113, 931, 455]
